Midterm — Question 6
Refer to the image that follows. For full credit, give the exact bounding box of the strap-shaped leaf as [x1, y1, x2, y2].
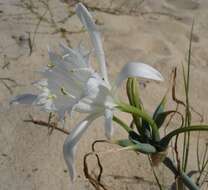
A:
[117, 103, 160, 142]
[115, 139, 157, 154]
[142, 119, 152, 137]
[132, 78, 143, 110]
[126, 78, 134, 106]
[153, 94, 167, 121]
[126, 78, 149, 137]
[129, 131, 144, 143]
[154, 110, 175, 128]
[116, 139, 135, 147]
[160, 125, 208, 148]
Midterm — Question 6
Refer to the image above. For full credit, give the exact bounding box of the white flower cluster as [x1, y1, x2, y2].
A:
[11, 3, 163, 181]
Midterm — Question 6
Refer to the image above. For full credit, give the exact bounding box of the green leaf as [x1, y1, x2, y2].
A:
[153, 94, 167, 121]
[154, 110, 175, 128]
[127, 78, 153, 141]
[129, 131, 144, 143]
[126, 78, 134, 106]
[141, 120, 151, 139]
[115, 139, 157, 154]
[126, 78, 144, 135]
[160, 125, 208, 148]
[132, 78, 143, 110]
[126, 78, 143, 109]
[117, 102, 160, 142]
[113, 116, 132, 133]
[116, 139, 135, 147]
[182, 20, 194, 172]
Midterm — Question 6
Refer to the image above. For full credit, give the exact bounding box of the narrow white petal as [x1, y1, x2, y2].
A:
[10, 94, 37, 105]
[75, 3, 109, 84]
[63, 114, 99, 181]
[104, 109, 113, 139]
[59, 44, 86, 67]
[32, 79, 48, 89]
[71, 97, 102, 114]
[114, 62, 164, 89]
[40, 69, 83, 98]
[60, 43, 91, 67]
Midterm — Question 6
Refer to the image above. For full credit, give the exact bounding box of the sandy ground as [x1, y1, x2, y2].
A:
[0, 0, 208, 189]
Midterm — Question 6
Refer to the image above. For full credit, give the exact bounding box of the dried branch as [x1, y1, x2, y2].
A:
[68, 0, 182, 21]
[0, 77, 20, 94]
[83, 152, 108, 190]
[23, 114, 70, 135]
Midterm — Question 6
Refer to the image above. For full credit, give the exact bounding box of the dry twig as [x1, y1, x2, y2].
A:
[23, 114, 70, 135]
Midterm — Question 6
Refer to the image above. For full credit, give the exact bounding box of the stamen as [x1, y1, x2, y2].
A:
[70, 68, 92, 73]
[61, 87, 68, 95]
[47, 94, 57, 100]
[47, 62, 55, 68]
[60, 87, 76, 99]
[63, 53, 72, 59]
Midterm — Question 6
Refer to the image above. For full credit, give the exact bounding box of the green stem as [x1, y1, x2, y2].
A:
[182, 20, 194, 172]
[126, 78, 143, 135]
[163, 157, 199, 190]
[117, 103, 160, 141]
[160, 125, 208, 147]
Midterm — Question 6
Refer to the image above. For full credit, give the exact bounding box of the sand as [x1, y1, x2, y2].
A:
[0, 0, 208, 189]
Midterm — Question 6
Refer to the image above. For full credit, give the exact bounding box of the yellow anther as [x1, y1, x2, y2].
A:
[47, 94, 57, 100]
[61, 87, 68, 95]
[47, 62, 55, 68]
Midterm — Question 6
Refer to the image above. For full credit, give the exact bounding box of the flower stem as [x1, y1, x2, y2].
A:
[163, 157, 199, 190]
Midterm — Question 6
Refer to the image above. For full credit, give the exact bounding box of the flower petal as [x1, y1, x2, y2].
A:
[104, 109, 113, 139]
[59, 43, 91, 67]
[84, 73, 102, 98]
[71, 100, 100, 114]
[63, 114, 100, 181]
[114, 62, 164, 89]
[10, 94, 37, 105]
[75, 3, 109, 84]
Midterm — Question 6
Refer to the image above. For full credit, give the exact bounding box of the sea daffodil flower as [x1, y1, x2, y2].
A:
[11, 3, 164, 181]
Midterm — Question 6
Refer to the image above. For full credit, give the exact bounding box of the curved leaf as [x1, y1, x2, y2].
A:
[117, 103, 160, 142]
[115, 139, 157, 154]
[129, 131, 144, 143]
[154, 110, 175, 128]
[126, 78, 145, 135]
[153, 95, 167, 121]
[160, 125, 208, 147]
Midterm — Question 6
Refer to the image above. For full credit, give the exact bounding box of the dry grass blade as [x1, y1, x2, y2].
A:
[0, 77, 21, 94]
[172, 67, 185, 107]
[164, 68, 184, 131]
[70, 0, 181, 21]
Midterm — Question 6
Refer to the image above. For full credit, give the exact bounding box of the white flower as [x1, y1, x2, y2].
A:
[11, 3, 164, 181]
